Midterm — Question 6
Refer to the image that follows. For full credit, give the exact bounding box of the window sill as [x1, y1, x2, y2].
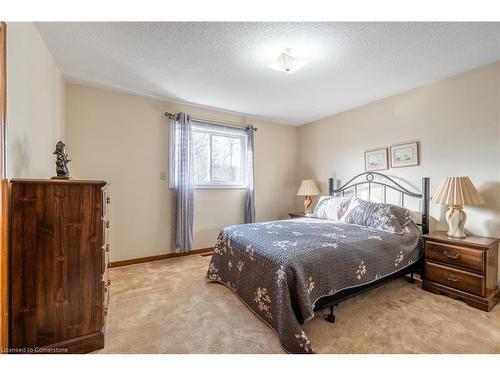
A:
[194, 185, 247, 190]
[168, 184, 248, 190]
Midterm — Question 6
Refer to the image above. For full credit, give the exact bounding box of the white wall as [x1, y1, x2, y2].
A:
[65, 84, 298, 262]
[6, 22, 65, 178]
[298, 62, 500, 239]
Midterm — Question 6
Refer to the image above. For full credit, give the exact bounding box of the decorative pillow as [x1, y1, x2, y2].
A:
[342, 198, 415, 234]
[312, 196, 352, 222]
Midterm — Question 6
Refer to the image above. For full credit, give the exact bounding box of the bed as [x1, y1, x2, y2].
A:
[206, 172, 430, 353]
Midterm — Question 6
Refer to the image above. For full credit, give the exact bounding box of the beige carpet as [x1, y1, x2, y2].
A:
[97, 254, 500, 354]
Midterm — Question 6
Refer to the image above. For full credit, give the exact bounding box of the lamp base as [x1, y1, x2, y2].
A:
[303, 195, 313, 214]
[445, 205, 466, 238]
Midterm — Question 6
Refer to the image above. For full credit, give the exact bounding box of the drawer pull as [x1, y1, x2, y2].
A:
[444, 272, 461, 283]
[104, 280, 111, 314]
[105, 220, 110, 229]
[106, 196, 111, 204]
[442, 250, 461, 260]
[105, 244, 110, 253]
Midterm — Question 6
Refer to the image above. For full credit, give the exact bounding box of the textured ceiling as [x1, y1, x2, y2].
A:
[36, 22, 500, 125]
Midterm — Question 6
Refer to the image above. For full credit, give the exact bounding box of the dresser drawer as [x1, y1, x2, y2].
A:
[102, 187, 110, 219]
[104, 243, 110, 264]
[426, 241, 485, 273]
[426, 262, 485, 296]
[103, 219, 110, 244]
[103, 279, 111, 316]
[102, 266, 109, 284]
[101, 243, 110, 273]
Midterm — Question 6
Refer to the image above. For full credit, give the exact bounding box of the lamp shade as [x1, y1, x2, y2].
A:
[432, 176, 485, 206]
[297, 180, 320, 196]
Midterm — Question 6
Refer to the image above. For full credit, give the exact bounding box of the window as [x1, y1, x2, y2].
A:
[170, 120, 247, 188]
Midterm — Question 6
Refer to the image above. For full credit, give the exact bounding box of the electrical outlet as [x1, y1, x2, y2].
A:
[160, 171, 168, 181]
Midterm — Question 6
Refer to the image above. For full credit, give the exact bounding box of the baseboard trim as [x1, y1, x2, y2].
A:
[109, 247, 214, 268]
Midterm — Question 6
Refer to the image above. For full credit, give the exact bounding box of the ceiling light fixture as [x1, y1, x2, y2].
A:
[269, 48, 308, 74]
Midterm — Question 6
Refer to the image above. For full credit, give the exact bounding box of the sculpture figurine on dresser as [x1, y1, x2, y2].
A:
[52, 140, 71, 179]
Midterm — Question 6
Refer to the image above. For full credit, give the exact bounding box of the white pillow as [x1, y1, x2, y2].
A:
[312, 196, 352, 222]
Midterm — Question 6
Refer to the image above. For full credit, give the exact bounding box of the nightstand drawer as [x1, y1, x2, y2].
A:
[426, 262, 485, 297]
[426, 241, 485, 273]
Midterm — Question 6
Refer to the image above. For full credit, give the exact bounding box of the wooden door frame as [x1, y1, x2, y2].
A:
[0, 22, 5, 173]
[0, 21, 8, 354]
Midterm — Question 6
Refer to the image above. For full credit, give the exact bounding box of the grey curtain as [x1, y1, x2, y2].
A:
[172, 113, 194, 253]
[245, 125, 256, 223]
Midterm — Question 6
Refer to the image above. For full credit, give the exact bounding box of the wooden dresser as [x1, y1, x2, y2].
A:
[10, 179, 110, 353]
[422, 231, 499, 312]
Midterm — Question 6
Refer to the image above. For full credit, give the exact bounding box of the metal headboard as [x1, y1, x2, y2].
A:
[328, 172, 430, 235]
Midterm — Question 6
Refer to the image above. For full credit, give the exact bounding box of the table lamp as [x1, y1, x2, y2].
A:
[297, 180, 320, 214]
[432, 176, 485, 238]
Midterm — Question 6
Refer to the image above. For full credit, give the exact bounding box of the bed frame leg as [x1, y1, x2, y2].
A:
[408, 272, 416, 284]
[326, 305, 336, 323]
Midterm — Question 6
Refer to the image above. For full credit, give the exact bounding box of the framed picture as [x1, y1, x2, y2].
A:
[390, 141, 420, 168]
[364, 148, 388, 171]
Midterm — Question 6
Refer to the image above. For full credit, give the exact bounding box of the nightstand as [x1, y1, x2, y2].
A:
[422, 231, 499, 312]
[288, 212, 306, 218]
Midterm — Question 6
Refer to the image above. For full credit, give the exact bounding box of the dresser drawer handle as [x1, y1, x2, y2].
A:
[442, 250, 461, 260]
[106, 196, 111, 204]
[104, 244, 110, 253]
[443, 272, 461, 283]
[104, 280, 111, 314]
[105, 220, 110, 229]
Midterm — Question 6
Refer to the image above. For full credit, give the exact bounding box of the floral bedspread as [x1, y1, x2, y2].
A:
[206, 217, 421, 353]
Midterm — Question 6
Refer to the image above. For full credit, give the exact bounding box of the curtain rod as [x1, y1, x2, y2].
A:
[164, 112, 258, 131]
